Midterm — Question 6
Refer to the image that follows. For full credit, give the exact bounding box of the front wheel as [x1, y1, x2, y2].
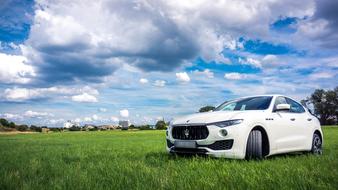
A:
[245, 130, 263, 160]
[311, 133, 323, 155]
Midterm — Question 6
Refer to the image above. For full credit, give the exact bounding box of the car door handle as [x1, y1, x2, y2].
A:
[307, 118, 312, 121]
[290, 118, 296, 121]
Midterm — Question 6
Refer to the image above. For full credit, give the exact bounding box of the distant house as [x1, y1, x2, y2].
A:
[98, 125, 119, 130]
[83, 124, 96, 131]
[119, 120, 129, 130]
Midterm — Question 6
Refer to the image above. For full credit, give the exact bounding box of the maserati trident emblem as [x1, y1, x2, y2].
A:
[184, 128, 189, 137]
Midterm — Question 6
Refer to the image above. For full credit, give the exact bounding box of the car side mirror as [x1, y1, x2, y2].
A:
[276, 104, 291, 111]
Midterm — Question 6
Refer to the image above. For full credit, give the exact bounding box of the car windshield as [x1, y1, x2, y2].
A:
[215, 96, 273, 111]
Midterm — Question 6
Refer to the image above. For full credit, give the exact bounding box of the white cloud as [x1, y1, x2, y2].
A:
[262, 54, 279, 66]
[154, 80, 166, 87]
[3, 86, 99, 101]
[120, 109, 129, 118]
[71, 93, 98, 103]
[98, 108, 107, 112]
[193, 69, 214, 78]
[84, 117, 93, 122]
[3, 88, 39, 101]
[239, 57, 262, 68]
[224, 72, 249, 80]
[176, 72, 190, 83]
[49, 119, 64, 125]
[309, 71, 335, 80]
[0, 113, 23, 120]
[74, 118, 82, 123]
[139, 78, 149, 84]
[24, 110, 53, 118]
[111, 116, 119, 122]
[0, 53, 35, 84]
[19, 0, 314, 83]
[92, 114, 99, 120]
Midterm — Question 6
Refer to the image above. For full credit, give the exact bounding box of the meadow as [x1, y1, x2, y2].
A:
[0, 127, 337, 190]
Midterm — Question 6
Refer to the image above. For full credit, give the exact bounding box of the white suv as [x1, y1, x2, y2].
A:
[166, 95, 323, 159]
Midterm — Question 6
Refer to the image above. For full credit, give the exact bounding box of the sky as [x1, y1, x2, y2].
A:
[0, 0, 337, 127]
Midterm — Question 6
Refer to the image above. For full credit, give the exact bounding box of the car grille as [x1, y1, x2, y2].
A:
[200, 140, 234, 150]
[171, 125, 209, 140]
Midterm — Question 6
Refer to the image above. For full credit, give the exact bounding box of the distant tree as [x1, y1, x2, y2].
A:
[155, 120, 167, 130]
[9, 122, 16, 128]
[139, 125, 152, 130]
[69, 125, 81, 131]
[302, 87, 338, 125]
[30, 125, 42, 132]
[16, 125, 29, 131]
[199, 106, 215, 113]
[129, 124, 136, 129]
[0, 118, 9, 127]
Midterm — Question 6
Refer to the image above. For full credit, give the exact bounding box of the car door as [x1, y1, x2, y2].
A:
[269, 96, 303, 153]
[285, 97, 310, 150]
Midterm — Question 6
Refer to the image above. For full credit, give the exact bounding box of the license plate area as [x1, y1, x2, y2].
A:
[174, 141, 196, 148]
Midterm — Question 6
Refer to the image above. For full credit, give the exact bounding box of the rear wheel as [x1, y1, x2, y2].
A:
[245, 130, 263, 160]
[311, 133, 322, 155]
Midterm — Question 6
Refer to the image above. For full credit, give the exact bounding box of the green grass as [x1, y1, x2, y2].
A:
[1, 127, 338, 190]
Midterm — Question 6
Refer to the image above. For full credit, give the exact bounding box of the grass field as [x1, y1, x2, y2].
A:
[1, 127, 338, 190]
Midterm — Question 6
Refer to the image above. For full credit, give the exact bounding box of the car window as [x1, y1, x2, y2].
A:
[273, 96, 287, 111]
[215, 96, 272, 111]
[286, 98, 305, 113]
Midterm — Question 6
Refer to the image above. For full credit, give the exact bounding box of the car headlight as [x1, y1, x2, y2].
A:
[209, 119, 243, 128]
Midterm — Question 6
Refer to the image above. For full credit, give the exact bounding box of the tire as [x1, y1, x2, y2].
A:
[311, 133, 323, 155]
[245, 130, 263, 160]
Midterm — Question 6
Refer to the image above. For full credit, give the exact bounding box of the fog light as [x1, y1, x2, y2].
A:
[220, 129, 228, 136]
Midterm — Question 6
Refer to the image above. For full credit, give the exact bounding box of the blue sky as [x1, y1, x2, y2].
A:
[0, 0, 337, 127]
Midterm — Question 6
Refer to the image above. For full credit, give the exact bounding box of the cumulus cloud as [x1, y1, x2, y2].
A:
[71, 93, 98, 103]
[120, 109, 129, 118]
[176, 72, 190, 83]
[14, 0, 315, 85]
[139, 78, 149, 84]
[0, 53, 35, 84]
[154, 80, 166, 87]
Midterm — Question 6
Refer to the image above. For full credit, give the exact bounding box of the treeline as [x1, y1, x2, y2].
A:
[0, 118, 169, 132]
[0, 118, 46, 132]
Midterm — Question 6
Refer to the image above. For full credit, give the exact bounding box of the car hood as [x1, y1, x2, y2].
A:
[172, 111, 251, 125]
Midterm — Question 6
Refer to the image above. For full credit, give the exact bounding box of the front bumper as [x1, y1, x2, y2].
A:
[166, 124, 247, 159]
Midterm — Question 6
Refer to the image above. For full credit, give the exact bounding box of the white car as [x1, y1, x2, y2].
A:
[166, 95, 323, 159]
